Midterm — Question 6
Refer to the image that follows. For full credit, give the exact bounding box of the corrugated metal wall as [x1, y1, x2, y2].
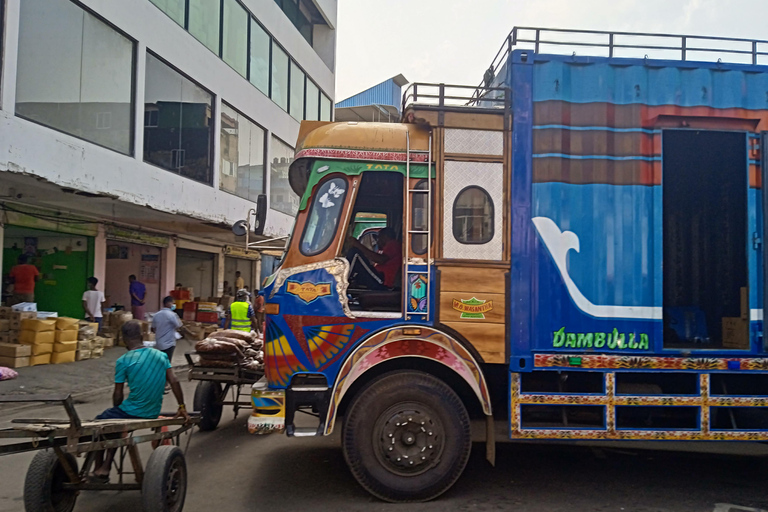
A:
[335, 78, 401, 109]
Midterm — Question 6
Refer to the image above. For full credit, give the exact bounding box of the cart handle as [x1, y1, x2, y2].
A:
[0, 395, 81, 430]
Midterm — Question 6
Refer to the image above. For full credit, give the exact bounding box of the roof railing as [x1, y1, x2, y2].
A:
[472, 27, 768, 102]
[402, 82, 509, 113]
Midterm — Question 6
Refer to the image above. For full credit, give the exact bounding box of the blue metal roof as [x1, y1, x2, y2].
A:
[335, 74, 408, 111]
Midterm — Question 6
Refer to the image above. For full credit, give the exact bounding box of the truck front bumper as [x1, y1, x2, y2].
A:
[248, 379, 286, 435]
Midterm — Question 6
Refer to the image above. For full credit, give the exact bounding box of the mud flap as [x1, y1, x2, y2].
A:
[486, 414, 496, 466]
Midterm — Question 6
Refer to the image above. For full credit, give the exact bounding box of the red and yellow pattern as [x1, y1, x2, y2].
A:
[264, 324, 307, 387]
[306, 324, 356, 368]
[534, 353, 768, 371]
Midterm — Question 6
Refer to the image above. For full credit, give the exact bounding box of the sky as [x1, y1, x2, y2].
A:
[334, 0, 768, 102]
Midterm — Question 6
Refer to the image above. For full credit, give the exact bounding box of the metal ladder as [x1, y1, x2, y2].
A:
[404, 130, 433, 320]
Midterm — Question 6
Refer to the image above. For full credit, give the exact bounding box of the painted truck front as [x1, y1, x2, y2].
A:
[249, 30, 768, 503]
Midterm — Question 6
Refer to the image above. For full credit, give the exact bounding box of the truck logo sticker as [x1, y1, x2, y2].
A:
[452, 297, 493, 319]
[286, 280, 332, 304]
[552, 327, 650, 350]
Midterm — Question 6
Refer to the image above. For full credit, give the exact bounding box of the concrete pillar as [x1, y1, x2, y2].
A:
[253, 258, 261, 290]
[93, 224, 107, 286]
[161, 238, 177, 298]
[215, 252, 225, 296]
[133, 42, 147, 161]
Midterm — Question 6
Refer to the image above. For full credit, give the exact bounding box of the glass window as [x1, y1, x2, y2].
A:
[144, 53, 214, 185]
[222, 0, 248, 77]
[453, 186, 494, 244]
[188, 0, 220, 54]
[271, 42, 289, 111]
[305, 80, 319, 121]
[320, 93, 332, 121]
[300, 177, 348, 256]
[149, 0, 185, 26]
[249, 19, 270, 96]
[15, 0, 134, 155]
[289, 61, 305, 121]
[270, 136, 297, 215]
[411, 180, 431, 255]
[220, 102, 265, 201]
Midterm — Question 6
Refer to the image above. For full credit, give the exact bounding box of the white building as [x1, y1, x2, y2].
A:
[0, 0, 336, 318]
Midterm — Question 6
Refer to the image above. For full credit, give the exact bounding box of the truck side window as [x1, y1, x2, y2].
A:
[452, 185, 494, 244]
[411, 179, 430, 255]
[300, 177, 348, 256]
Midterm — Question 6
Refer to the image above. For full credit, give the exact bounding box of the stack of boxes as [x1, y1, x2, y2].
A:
[0, 342, 31, 368]
[19, 317, 56, 366]
[1, 307, 36, 344]
[52, 317, 79, 364]
[195, 302, 219, 324]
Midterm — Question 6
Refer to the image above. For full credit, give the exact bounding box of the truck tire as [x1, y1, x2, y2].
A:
[142, 446, 187, 512]
[193, 381, 223, 431]
[24, 449, 78, 512]
[342, 370, 471, 502]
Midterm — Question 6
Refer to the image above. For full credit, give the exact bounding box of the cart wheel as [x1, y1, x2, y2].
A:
[193, 381, 223, 431]
[24, 449, 79, 512]
[142, 446, 187, 512]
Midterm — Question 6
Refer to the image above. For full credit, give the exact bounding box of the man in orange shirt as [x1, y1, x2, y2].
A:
[9, 255, 40, 305]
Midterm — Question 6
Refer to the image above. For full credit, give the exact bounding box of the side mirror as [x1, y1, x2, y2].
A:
[254, 194, 267, 236]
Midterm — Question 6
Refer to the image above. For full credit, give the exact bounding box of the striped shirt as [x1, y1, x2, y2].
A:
[115, 348, 171, 419]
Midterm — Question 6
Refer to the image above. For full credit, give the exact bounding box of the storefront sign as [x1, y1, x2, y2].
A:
[225, 245, 261, 260]
[105, 226, 168, 247]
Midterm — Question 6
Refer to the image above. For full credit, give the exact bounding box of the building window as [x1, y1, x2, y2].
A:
[144, 53, 214, 185]
[271, 42, 289, 111]
[289, 61, 305, 121]
[15, 0, 134, 155]
[270, 136, 297, 215]
[452, 186, 494, 244]
[320, 93, 332, 122]
[249, 18, 270, 96]
[149, 0, 185, 26]
[222, 0, 248, 77]
[274, 0, 313, 46]
[300, 177, 347, 256]
[305, 80, 319, 121]
[220, 102, 265, 201]
[188, 0, 220, 54]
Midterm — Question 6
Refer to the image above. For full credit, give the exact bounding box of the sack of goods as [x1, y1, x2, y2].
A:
[194, 329, 263, 372]
[78, 324, 96, 341]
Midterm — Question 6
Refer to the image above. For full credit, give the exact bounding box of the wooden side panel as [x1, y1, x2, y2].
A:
[442, 322, 506, 364]
[438, 265, 507, 364]
[439, 267, 506, 294]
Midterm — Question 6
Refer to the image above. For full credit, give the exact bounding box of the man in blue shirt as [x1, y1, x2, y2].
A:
[91, 320, 188, 481]
[128, 274, 146, 321]
[152, 296, 183, 362]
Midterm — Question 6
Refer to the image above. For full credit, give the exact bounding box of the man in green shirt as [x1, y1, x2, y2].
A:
[91, 320, 188, 481]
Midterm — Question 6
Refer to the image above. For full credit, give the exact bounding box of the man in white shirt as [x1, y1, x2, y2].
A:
[82, 276, 106, 332]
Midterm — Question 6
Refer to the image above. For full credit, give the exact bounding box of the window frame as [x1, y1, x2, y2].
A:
[452, 185, 494, 245]
[299, 175, 349, 257]
[218, 100, 267, 201]
[14, 0, 137, 157]
[143, 49, 216, 186]
[411, 179, 433, 255]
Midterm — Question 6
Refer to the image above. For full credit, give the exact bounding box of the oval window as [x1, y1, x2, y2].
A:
[452, 186, 494, 244]
[300, 177, 348, 256]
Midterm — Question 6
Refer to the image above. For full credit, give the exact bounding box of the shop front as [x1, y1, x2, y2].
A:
[224, 245, 260, 294]
[176, 248, 216, 301]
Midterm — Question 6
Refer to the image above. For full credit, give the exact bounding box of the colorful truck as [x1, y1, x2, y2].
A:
[249, 28, 768, 502]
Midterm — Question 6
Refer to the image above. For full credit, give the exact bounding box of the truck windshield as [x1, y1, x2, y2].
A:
[300, 177, 348, 256]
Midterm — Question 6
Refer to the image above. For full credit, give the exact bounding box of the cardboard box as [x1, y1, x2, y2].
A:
[0, 356, 29, 368]
[36, 311, 58, 319]
[31, 343, 54, 355]
[0, 332, 10, 344]
[53, 340, 78, 353]
[182, 321, 205, 341]
[91, 337, 105, 349]
[9, 331, 19, 344]
[102, 336, 115, 348]
[0, 319, 9, 332]
[723, 317, 750, 349]
[77, 340, 91, 350]
[10, 311, 36, 330]
[143, 332, 156, 342]
[12, 302, 37, 312]
[56, 317, 80, 331]
[51, 351, 76, 364]
[55, 330, 78, 342]
[19, 330, 55, 345]
[29, 353, 51, 366]
[182, 310, 197, 322]
[91, 347, 104, 358]
[0, 306, 11, 319]
[78, 327, 96, 341]
[139, 321, 151, 335]
[0, 343, 31, 358]
[21, 318, 56, 332]
[220, 296, 234, 309]
[76, 350, 91, 361]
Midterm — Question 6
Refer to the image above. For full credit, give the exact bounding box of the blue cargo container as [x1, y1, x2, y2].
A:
[242, 28, 768, 503]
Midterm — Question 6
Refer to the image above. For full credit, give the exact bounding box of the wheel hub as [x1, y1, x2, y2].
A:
[375, 405, 444, 476]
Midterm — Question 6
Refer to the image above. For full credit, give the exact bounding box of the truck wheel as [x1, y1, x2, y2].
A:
[193, 381, 223, 431]
[342, 370, 471, 502]
[24, 449, 79, 512]
[142, 446, 187, 512]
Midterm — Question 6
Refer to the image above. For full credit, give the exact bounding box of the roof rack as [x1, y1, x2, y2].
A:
[401, 82, 509, 113]
[473, 27, 768, 102]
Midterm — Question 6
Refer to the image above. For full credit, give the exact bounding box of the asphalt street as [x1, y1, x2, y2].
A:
[2, 381, 768, 512]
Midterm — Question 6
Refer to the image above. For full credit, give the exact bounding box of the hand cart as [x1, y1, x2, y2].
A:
[0, 395, 199, 512]
[185, 352, 263, 431]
